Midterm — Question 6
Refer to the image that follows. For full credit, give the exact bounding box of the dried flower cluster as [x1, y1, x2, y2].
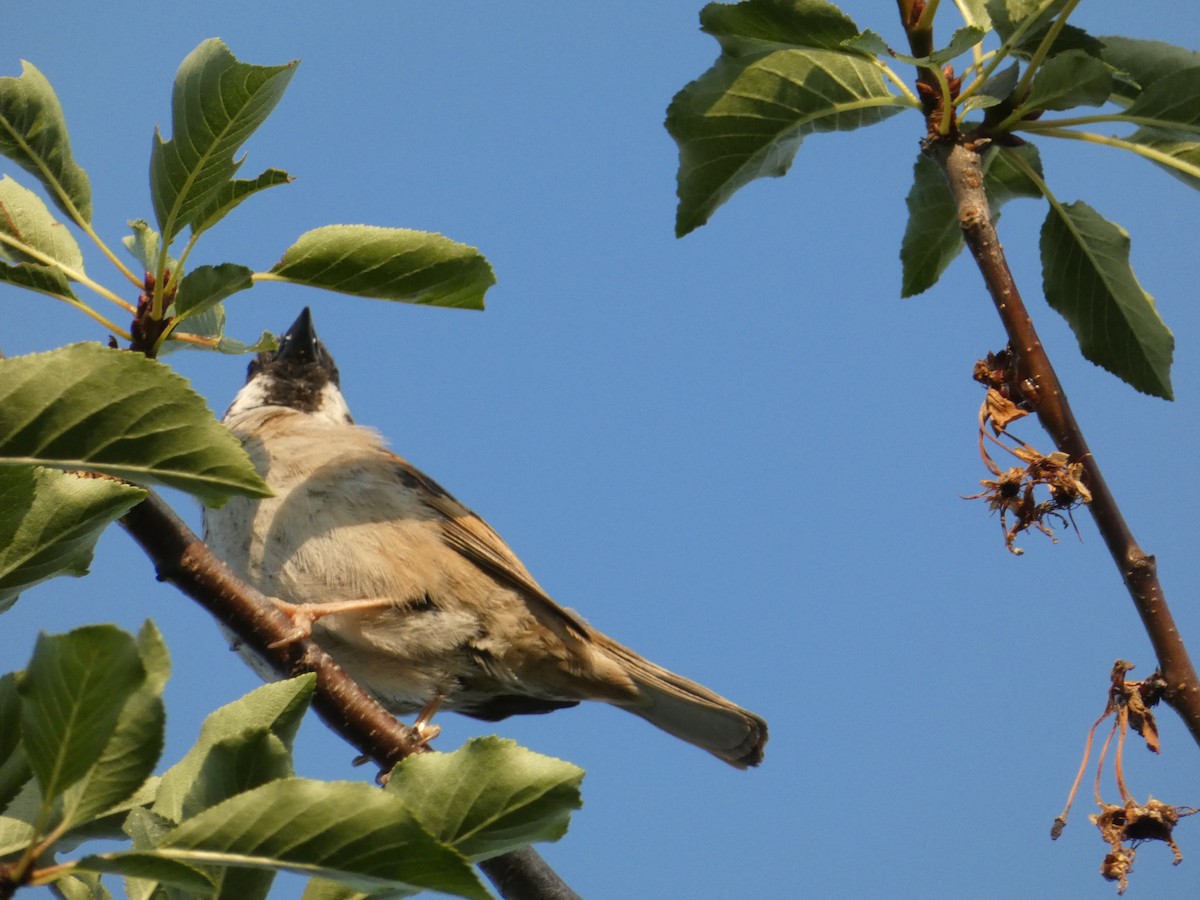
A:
[1052, 661, 1195, 894]
[966, 349, 1091, 554]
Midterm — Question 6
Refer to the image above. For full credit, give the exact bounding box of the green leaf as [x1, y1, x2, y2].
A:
[0, 466, 145, 612]
[386, 737, 583, 862]
[957, 0, 992, 30]
[121, 220, 177, 276]
[59, 622, 169, 830]
[0, 674, 20, 767]
[0, 176, 84, 272]
[161, 301, 276, 356]
[0, 343, 270, 506]
[79, 852, 218, 893]
[151, 39, 297, 242]
[0, 61, 92, 224]
[48, 871, 113, 900]
[900, 144, 1042, 297]
[269, 225, 495, 310]
[1125, 127, 1200, 189]
[0, 260, 77, 302]
[986, 0, 1068, 42]
[699, 0, 862, 56]
[0, 812, 37, 858]
[145, 779, 488, 899]
[667, 12, 907, 237]
[1040, 200, 1173, 398]
[16, 625, 146, 800]
[174, 264, 254, 319]
[1021, 50, 1112, 113]
[846, 27, 984, 68]
[190, 168, 292, 237]
[153, 677, 314, 823]
[1100, 36, 1200, 103]
[1123, 67, 1200, 137]
[961, 62, 1019, 115]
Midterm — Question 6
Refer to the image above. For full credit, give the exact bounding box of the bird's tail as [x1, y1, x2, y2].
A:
[594, 635, 768, 769]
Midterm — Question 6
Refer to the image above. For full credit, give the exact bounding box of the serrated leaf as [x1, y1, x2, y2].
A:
[270, 226, 495, 310]
[174, 264, 254, 319]
[1124, 67, 1200, 138]
[699, 0, 862, 56]
[0, 176, 83, 272]
[1126, 127, 1200, 189]
[144, 779, 488, 899]
[958, 0, 992, 30]
[667, 30, 906, 236]
[961, 62, 1019, 115]
[59, 622, 169, 830]
[845, 27, 983, 68]
[0, 813, 37, 857]
[121, 219, 178, 276]
[0, 343, 269, 505]
[1040, 200, 1172, 398]
[151, 39, 297, 242]
[1020, 50, 1112, 114]
[986, 0, 1068, 42]
[901, 144, 1042, 297]
[153, 677, 314, 824]
[1101, 36, 1200, 103]
[190, 168, 292, 237]
[0, 260, 77, 302]
[16, 626, 146, 800]
[0, 466, 145, 612]
[49, 871, 112, 900]
[386, 737, 583, 862]
[79, 852, 218, 893]
[0, 61, 92, 224]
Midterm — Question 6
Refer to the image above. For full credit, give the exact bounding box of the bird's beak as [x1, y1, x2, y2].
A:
[275, 307, 319, 365]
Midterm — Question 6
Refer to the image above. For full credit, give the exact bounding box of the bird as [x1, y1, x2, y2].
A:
[203, 308, 767, 768]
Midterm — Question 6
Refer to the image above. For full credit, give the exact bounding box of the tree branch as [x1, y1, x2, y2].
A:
[118, 491, 581, 900]
[893, 0, 1200, 745]
[928, 137, 1200, 742]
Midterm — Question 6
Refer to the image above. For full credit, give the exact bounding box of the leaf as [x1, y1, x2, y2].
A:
[846, 27, 984, 68]
[900, 144, 1042, 297]
[121, 219, 178, 276]
[0, 466, 145, 612]
[0, 176, 84, 272]
[0, 674, 20, 767]
[190, 168, 292, 237]
[699, 0, 862, 56]
[16, 625, 146, 800]
[1125, 127, 1200, 190]
[48, 871, 113, 900]
[79, 852, 218, 893]
[0, 61, 92, 223]
[133, 780, 489, 899]
[269, 225, 495, 310]
[151, 39, 297, 242]
[986, 0, 1069, 42]
[174, 263, 254, 319]
[1100, 36, 1200, 103]
[1123, 67, 1200, 138]
[1040, 200, 1173, 398]
[161, 301, 276, 356]
[957, 0, 992, 30]
[0, 343, 270, 505]
[153, 677, 314, 823]
[1021, 50, 1112, 113]
[0, 260, 77, 302]
[385, 737, 584, 862]
[59, 622, 169, 830]
[667, 8, 907, 237]
[961, 62, 1019, 115]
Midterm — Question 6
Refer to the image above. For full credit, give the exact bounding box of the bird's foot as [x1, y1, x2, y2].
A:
[266, 597, 396, 648]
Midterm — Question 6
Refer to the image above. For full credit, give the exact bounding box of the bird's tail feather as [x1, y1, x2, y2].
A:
[595, 636, 767, 769]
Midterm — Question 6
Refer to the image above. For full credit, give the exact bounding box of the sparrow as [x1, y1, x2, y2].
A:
[203, 308, 767, 768]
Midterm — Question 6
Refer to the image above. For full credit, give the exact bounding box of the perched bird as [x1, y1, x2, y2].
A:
[204, 308, 767, 768]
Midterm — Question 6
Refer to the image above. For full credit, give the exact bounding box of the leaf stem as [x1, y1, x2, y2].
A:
[1009, 0, 1083, 103]
[0, 232, 135, 313]
[1020, 127, 1200, 182]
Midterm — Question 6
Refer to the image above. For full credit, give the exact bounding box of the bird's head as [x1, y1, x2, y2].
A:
[223, 307, 353, 425]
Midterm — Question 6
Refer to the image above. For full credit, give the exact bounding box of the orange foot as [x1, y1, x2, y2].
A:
[266, 597, 396, 647]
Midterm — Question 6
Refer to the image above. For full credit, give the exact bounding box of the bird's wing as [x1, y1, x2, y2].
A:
[391, 458, 593, 642]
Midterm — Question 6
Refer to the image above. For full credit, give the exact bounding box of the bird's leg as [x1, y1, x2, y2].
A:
[412, 692, 444, 746]
[267, 597, 396, 647]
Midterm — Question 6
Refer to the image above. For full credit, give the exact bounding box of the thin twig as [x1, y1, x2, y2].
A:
[118, 492, 580, 900]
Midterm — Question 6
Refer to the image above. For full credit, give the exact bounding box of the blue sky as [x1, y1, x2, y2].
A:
[5, 2, 1200, 897]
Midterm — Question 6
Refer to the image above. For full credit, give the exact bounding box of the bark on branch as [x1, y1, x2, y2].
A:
[118, 492, 581, 900]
